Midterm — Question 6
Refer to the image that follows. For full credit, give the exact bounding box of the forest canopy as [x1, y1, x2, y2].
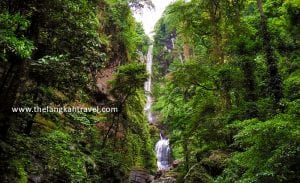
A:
[0, 0, 299, 182]
[152, 0, 299, 182]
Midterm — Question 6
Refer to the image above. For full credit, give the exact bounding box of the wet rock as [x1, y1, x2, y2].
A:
[129, 169, 153, 183]
[152, 170, 177, 183]
[172, 159, 182, 168]
[28, 175, 42, 183]
[152, 176, 176, 183]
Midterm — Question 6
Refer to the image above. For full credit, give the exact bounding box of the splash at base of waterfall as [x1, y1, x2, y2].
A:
[155, 135, 171, 171]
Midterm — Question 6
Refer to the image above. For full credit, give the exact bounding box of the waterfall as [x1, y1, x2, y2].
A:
[155, 134, 171, 171]
[144, 45, 153, 123]
[144, 46, 171, 171]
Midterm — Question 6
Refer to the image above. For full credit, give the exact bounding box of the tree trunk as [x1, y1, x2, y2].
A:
[0, 55, 26, 140]
[209, 0, 224, 64]
[256, 0, 283, 112]
[183, 137, 190, 172]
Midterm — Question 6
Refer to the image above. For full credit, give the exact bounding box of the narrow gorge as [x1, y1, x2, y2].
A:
[0, 0, 299, 183]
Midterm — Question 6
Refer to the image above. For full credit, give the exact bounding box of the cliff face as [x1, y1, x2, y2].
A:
[0, 0, 155, 182]
[96, 66, 116, 100]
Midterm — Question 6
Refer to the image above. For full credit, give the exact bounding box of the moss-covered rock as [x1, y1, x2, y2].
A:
[33, 113, 57, 131]
[39, 86, 69, 103]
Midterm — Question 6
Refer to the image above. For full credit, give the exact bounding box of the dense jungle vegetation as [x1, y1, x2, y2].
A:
[0, 0, 299, 182]
[0, 0, 156, 182]
[152, 0, 299, 182]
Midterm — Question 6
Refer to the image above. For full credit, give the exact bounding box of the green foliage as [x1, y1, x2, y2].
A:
[1, 0, 299, 182]
[0, 0, 154, 182]
[39, 131, 87, 182]
[184, 163, 214, 183]
[218, 114, 299, 182]
[284, 69, 300, 100]
[110, 63, 148, 99]
[11, 160, 28, 183]
[110, 73, 156, 171]
[38, 86, 69, 102]
[0, 12, 34, 60]
[106, 0, 150, 61]
[135, 22, 151, 55]
[67, 112, 92, 126]
[152, 0, 300, 182]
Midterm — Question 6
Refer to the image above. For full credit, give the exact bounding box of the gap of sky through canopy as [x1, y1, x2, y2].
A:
[134, 0, 174, 37]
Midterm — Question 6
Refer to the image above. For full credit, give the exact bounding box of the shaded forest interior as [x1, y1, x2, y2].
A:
[0, 0, 299, 183]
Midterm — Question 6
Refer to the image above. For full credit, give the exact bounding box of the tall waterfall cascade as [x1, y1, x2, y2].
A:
[144, 45, 153, 123]
[144, 46, 171, 171]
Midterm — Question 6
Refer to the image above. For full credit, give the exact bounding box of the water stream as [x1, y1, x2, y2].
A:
[155, 134, 171, 171]
[144, 46, 171, 171]
[144, 45, 153, 124]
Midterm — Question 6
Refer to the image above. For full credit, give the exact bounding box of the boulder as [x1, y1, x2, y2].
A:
[152, 176, 176, 183]
[129, 169, 153, 183]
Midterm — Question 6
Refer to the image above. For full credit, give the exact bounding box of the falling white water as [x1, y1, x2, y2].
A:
[155, 134, 171, 171]
[144, 45, 153, 123]
[144, 46, 171, 171]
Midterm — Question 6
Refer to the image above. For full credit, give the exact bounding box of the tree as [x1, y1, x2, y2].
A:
[257, 0, 283, 112]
